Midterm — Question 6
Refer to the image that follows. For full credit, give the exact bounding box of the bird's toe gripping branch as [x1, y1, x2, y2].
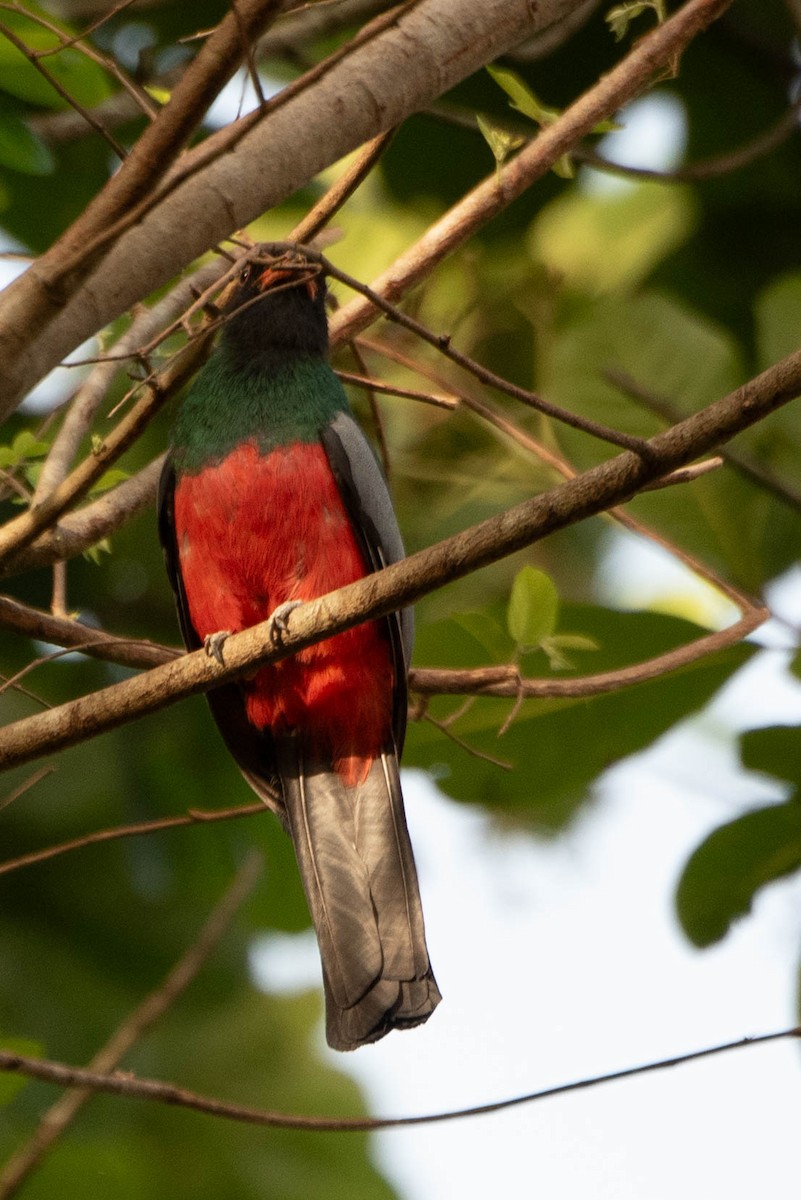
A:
[267, 600, 302, 648]
[204, 629, 232, 666]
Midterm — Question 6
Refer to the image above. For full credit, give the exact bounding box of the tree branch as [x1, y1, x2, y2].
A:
[0, 0, 285, 386]
[0, 802, 266, 878]
[0, 853, 262, 1198]
[329, 0, 733, 347]
[0, 0, 710, 417]
[0, 340, 797, 773]
[0, 1026, 796, 1133]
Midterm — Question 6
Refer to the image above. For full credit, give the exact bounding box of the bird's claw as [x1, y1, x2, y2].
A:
[268, 600, 301, 647]
[204, 629, 231, 666]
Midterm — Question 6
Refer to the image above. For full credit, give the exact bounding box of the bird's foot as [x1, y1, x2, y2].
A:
[267, 600, 301, 648]
[204, 629, 232, 666]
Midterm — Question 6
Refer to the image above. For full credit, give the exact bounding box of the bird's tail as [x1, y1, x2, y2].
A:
[275, 737, 441, 1051]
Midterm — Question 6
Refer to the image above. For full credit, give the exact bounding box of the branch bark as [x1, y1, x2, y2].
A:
[0, 0, 634, 418]
[0, 341, 798, 773]
[0, 0, 285, 387]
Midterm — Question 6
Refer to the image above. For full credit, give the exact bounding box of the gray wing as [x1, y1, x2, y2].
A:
[320, 410, 414, 752]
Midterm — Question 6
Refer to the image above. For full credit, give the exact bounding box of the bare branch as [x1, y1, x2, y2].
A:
[0, 338, 797, 773]
[33, 260, 228, 503]
[579, 96, 801, 183]
[0, 803, 266, 878]
[326, 256, 655, 454]
[0, 0, 727, 416]
[329, 0, 733, 347]
[0, 766, 55, 815]
[4, 456, 166, 578]
[410, 608, 766, 698]
[0, 15, 127, 159]
[607, 366, 801, 516]
[0, 338, 209, 569]
[0, 853, 262, 1198]
[0, 0, 285, 397]
[0, 1026, 796, 1133]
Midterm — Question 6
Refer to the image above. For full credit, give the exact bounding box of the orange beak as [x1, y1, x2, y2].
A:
[258, 265, 318, 300]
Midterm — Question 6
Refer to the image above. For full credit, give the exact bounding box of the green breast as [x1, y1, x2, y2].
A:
[171, 349, 350, 475]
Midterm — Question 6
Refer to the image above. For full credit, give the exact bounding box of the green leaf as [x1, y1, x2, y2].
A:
[486, 63, 619, 134]
[0, 429, 49, 468]
[0, 6, 111, 109]
[740, 725, 801, 787]
[82, 537, 111, 563]
[0, 108, 54, 174]
[144, 84, 171, 105]
[476, 113, 524, 180]
[507, 566, 559, 648]
[89, 467, 130, 496]
[539, 632, 599, 670]
[606, 0, 666, 41]
[0, 1036, 42, 1105]
[452, 610, 516, 664]
[487, 64, 560, 125]
[408, 605, 753, 831]
[676, 800, 801, 947]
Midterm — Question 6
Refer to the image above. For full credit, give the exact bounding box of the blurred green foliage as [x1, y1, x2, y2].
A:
[2, 0, 801, 1194]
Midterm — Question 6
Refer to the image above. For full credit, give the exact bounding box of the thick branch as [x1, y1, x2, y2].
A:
[0, 0, 676, 417]
[329, 0, 733, 346]
[0, 0, 284, 381]
[0, 342, 798, 772]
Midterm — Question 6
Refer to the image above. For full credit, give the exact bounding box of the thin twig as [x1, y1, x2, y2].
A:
[0, 767, 55, 815]
[1, 335, 797, 773]
[323, 254, 656, 455]
[409, 608, 766, 697]
[0, 802, 268, 878]
[33, 260, 228, 504]
[424, 712, 513, 770]
[607, 366, 801, 515]
[347, 341, 392, 478]
[337, 369, 458, 410]
[0, 336, 211, 568]
[290, 129, 395, 245]
[0, 17, 127, 159]
[578, 97, 801, 182]
[329, 0, 734, 353]
[0, 1026, 796, 1133]
[0, 853, 263, 1198]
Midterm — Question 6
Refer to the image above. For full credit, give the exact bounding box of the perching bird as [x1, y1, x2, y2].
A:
[158, 245, 440, 1050]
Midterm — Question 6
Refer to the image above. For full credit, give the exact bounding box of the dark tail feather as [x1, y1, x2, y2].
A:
[275, 737, 441, 1051]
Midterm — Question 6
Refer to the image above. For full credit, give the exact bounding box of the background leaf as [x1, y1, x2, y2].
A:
[676, 800, 801, 947]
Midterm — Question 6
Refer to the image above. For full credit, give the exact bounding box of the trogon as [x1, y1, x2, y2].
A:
[158, 245, 440, 1050]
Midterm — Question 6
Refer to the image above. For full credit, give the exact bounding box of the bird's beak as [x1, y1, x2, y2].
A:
[258, 265, 318, 300]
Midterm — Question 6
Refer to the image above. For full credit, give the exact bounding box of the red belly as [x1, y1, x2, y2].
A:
[173, 439, 394, 783]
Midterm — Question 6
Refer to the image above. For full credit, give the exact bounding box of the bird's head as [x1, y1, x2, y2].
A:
[221, 245, 329, 365]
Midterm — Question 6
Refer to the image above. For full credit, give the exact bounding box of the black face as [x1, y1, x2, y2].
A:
[222, 249, 329, 366]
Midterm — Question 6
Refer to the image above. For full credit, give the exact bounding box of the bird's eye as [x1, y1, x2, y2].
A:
[239, 265, 251, 284]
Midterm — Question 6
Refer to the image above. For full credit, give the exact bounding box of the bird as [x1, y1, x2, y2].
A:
[158, 245, 440, 1050]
